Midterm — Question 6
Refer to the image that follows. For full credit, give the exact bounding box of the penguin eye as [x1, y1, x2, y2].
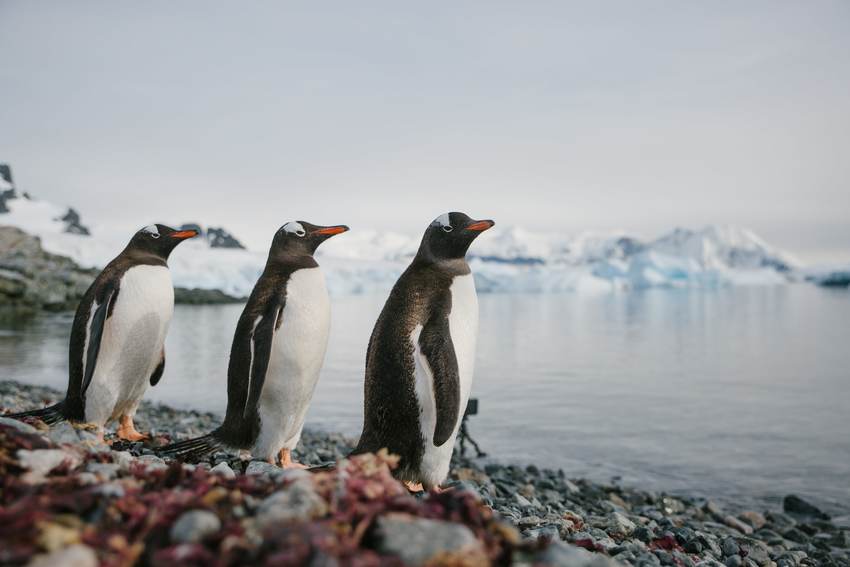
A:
[442, 225, 453, 233]
[295, 229, 306, 237]
[150, 232, 160, 239]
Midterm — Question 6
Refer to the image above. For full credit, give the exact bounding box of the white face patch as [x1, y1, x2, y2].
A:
[141, 225, 160, 237]
[282, 222, 306, 237]
[432, 213, 452, 231]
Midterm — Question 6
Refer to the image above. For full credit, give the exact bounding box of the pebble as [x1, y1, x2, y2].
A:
[46, 422, 80, 445]
[256, 482, 327, 526]
[607, 512, 636, 537]
[739, 511, 766, 530]
[170, 509, 222, 544]
[245, 460, 280, 477]
[724, 515, 754, 535]
[17, 448, 80, 482]
[26, 544, 98, 567]
[374, 513, 486, 565]
[136, 454, 167, 471]
[4, 381, 850, 567]
[85, 462, 119, 480]
[0, 415, 39, 435]
[210, 461, 236, 479]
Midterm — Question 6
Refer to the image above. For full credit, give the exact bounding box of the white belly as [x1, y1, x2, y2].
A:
[85, 265, 174, 425]
[414, 273, 479, 488]
[253, 267, 331, 460]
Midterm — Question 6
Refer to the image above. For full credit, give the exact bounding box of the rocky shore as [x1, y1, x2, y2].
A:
[1, 380, 848, 567]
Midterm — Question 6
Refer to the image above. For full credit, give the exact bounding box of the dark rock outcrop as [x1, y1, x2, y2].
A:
[0, 226, 97, 311]
[206, 227, 245, 249]
[58, 208, 91, 236]
[173, 287, 244, 304]
[179, 223, 246, 249]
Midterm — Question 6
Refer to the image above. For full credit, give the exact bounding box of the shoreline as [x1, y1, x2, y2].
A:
[2, 380, 848, 566]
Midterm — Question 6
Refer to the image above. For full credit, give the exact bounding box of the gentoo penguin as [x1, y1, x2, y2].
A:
[159, 221, 348, 467]
[7, 224, 198, 439]
[353, 212, 494, 490]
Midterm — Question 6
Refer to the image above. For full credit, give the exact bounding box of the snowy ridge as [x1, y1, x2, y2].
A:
[0, 193, 805, 296]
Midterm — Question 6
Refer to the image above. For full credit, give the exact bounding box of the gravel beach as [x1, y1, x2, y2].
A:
[1, 380, 848, 566]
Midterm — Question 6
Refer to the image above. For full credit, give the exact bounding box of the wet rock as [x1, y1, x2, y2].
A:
[374, 514, 486, 566]
[26, 544, 98, 567]
[783, 495, 830, 520]
[170, 510, 221, 544]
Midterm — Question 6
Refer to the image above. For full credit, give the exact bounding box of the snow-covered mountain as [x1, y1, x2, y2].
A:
[0, 187, 808, 297]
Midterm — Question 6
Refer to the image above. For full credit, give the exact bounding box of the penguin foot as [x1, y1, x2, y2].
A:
[117, 415, 150, 442]
[278, 448, 307, 469]
[404, 481, 424, 492]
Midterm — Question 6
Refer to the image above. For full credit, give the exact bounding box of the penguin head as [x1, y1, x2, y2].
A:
[127, 224, 199, 259]
[417, 212, 495, 262]
[270, 221, 350, 257]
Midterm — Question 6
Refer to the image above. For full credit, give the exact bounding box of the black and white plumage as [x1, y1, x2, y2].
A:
[6, 224, 198, 439]
[353, 212, 494, 489]
[158, 221, 348, 466]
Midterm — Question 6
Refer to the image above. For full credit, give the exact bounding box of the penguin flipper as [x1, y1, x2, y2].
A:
[149, 349, 166, 386]
[418, 312, 461, 447]
[241, 301, 284, 424]
[80, 286, 117, 396]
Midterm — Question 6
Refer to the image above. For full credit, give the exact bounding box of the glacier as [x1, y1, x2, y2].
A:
[0, 192, 810, 297]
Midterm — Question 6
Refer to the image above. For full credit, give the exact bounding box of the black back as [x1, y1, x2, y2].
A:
[354, 213, 494, 481]
[64, 224, 197, 420]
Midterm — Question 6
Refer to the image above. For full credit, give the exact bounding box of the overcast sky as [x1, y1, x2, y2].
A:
[1, 1, 848, 262]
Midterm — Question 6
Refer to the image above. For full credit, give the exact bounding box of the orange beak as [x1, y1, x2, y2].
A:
[313, 225, 350, 236]
[465, 220, 495, 232]
[171, 230, 199, 240]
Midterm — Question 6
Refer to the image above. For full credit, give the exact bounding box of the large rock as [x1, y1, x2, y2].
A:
[374, 513, 486, 565]
[783, 495, 830, 520]
[0, 226, 96, 311]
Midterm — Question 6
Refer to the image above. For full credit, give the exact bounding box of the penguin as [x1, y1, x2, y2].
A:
[352, 212, 494, 491]
[7, 224, 198, 439]
[158, 221, 348, 467]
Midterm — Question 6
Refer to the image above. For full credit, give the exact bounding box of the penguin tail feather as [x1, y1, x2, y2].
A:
[157, 433, 223, 463]
[5, 402, 66, 426]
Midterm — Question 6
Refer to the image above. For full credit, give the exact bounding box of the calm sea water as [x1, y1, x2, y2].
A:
[2, 285, 848, 514]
